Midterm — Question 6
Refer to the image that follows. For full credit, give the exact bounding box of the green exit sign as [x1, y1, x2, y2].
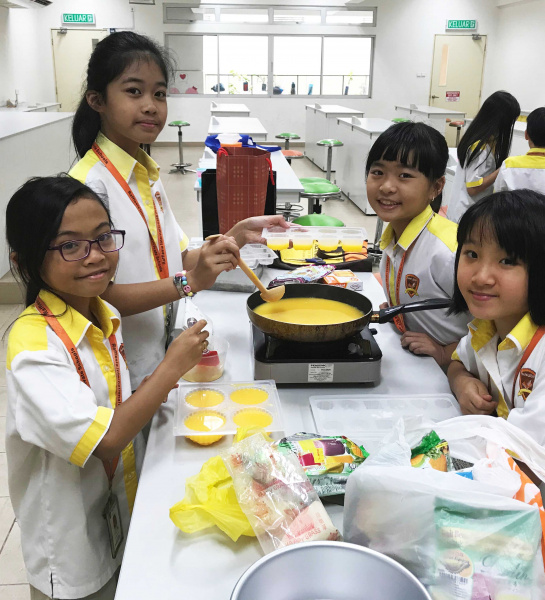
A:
[446, 19, 477, 30]
[62, 13, 95, 25]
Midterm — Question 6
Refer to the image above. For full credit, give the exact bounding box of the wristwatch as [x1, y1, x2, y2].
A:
[173, 270, 195, 298]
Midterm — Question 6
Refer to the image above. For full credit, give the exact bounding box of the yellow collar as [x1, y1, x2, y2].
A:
[380, 205, 434, 251]
[527, 147, 545, 155]
[95, 131, 160, 183]
[468, 313, 537, 354]
[37, 289, 120, 347]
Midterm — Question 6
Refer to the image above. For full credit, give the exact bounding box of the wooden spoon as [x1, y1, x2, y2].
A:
[205, 234, 285, 302]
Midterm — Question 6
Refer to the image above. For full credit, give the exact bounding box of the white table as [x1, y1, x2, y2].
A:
[335, 117, 392, 215]
[208, 116, 268, 142]
[0, 102, 61, 113]
[305, 104, 364, 172]
[394, 104, 466, 136]
[194, 147, 303, 230]
[0, 112, 75, 276]
[210, 103, 250, 117]
[115, 272, 455, 600]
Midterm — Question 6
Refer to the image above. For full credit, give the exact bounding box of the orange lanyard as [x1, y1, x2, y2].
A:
[527, 151, 545, 157]
[35, 296, 123, 487]
[510, 326, 545, 405]
[385, 253, 408, 334]
[92, 143, 170, 279]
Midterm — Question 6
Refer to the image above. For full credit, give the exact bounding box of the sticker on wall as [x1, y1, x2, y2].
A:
[170, 70, 201, 95]
[446, 91, 460, 102]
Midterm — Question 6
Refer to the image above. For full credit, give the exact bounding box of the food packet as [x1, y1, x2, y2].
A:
[222, 432, 341, 553]
[410, 430, 453, 472]
[274, 432, 368, 496]
[432, 496, 543, 600]
[267, 265, 335, 288]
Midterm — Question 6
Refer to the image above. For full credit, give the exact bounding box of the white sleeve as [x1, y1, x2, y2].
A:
[508, 371, 545, 447]
[452, 333, 477, 375]
[494, 164, 508, 192]
[9, 348, 114, 467]
[465, 147, 495, 189]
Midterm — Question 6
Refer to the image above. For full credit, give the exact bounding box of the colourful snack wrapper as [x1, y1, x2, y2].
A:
[267, 265, 335, 288]
[274, 432, 369, 496]
[410, 430, 453, 472]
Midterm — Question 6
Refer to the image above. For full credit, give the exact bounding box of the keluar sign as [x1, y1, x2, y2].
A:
[62, 14, 96, 25]
[446, 19, 477, 30]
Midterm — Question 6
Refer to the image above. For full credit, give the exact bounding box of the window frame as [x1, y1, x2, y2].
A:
[165, 32, 375, 99]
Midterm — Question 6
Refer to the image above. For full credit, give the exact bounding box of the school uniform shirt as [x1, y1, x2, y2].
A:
[70, 132, 189, 388]
[446, 144, 496, 223]
[453, 314, 545, 447]
[494, 147, 545, 194]
[6, 290, 145, 598]
[379, 205, 471, 344]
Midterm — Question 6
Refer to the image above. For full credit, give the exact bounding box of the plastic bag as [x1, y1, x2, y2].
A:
[178, 296, 214, 350]
[223, 432, 341, 553]
[169, 427, 269, 542]
[344, 416, 545, 600]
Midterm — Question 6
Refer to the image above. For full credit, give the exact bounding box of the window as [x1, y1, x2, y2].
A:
[218, 8, 268, 24]
[325, 9, 376, 25]
[322, 37, 372, 96]
[273, 37, 322, 96]
[217, 36, 268, 94]
[273, 9, 321, 25]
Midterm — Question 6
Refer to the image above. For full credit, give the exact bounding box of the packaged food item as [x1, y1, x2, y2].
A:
[322, 269, 363, 292]
[267, 264, 335, 288]
[410, 430, 453, 472]
[274, 432, 369, 496]
[432, 496, 543, 600]
[223, 432, 341, 553]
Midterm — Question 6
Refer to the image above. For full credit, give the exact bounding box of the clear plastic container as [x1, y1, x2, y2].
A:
[310, 394, 462, 454]
[317, 228, 341, 252]
[266, 232, 290, 251]
[181, 337, 229, 383]
[340, 228, 365, 252]
[174, 380, 284, 439]
[291, 231, 314, 251]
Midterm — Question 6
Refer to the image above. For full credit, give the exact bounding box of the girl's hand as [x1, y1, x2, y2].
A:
[165, 319, 209, 376]
[455, 377, 497, 415]
[187, 235, 240, 292]
[227, 215, 290, 247]
[400, 331, 453, 367]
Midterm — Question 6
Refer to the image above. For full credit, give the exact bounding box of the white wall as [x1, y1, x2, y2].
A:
[482, 0, 545, 110]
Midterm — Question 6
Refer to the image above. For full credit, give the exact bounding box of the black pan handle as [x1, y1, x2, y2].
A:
[370, 298, 452, 324]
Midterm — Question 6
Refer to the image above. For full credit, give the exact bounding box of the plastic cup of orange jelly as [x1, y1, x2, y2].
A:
[291, 231, 314, 251]
[317, 228, 340, 252]
[341, 228, 365, 252]
[266, 231, 290, 251]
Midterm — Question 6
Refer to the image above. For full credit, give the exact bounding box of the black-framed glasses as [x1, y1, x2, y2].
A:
[48, 230, 125, 262]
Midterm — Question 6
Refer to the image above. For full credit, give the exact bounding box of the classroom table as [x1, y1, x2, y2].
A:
[334, 117, 392, 215]
[210, 103, 251, 117]
[305, 104, 364, 172]
[193, 147, 303, 233]
[394, 104, 466, 136]
[115, 272, 457, 600]
[208, 116, 268, 142]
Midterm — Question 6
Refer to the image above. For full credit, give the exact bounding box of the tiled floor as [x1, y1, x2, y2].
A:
[0, 145, 377, 598]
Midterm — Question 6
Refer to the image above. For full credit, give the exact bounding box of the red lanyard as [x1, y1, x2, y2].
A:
[510, 326, 545, 405]
[92, 143, 170, 280]
[385, 253, 408, 334]
[35, 296, 123, 486]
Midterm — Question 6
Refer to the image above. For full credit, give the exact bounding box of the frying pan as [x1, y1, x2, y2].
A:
[247, 283, 451, 343]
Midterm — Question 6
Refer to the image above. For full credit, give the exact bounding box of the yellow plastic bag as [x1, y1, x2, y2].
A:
[169, 427, 270, 542]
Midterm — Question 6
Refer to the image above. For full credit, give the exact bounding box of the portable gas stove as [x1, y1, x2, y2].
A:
[252, 325, 382, 384]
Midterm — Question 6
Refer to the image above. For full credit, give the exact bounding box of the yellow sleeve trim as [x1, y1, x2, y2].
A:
[6, 308, 48, 370]
[69, 151, 100, 184]
[180, 231, 189, 253]
[466, 178, 484, 188]
[70, 405, 113, 467]
[426, 215, 458, 253]
[451, 349, 460, 361]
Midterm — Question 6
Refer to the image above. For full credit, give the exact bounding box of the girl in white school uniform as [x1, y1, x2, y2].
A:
[69, 31, 288, 389]
[448, 190, 545, 448]
[446, 91, 520, 223]
[5, 176, 209, 599]
[366, 122, 470, 367]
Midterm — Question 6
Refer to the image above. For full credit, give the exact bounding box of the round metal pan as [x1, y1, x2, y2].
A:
[246, 283, 451, 343]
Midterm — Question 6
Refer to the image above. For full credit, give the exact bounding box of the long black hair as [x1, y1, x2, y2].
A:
[6, 176, 112, 307]
[365, 122, 449, 182]
[450, 189, 545, 325]
[457, 91, 520, 169]
[72, 31, 174, 159]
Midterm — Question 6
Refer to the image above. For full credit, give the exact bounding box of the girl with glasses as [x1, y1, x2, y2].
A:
[5, 176, 209, 600]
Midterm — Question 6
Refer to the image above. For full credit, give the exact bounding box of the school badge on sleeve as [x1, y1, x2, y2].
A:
[518, 368, 536, 400]
[405, 274, 420, 298]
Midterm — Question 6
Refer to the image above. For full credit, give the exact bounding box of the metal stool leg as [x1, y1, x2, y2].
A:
[369, 217, 384, 265]
[455, 126, 461, 147]
[170, 126, 195, 174]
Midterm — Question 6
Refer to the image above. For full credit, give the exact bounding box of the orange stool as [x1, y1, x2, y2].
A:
[449, 120, 465, 147]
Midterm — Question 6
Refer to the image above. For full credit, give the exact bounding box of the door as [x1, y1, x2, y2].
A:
[430, 34, 487, 146]
[51, 29, 108, 112]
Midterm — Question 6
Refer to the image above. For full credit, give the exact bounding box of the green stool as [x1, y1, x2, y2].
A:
[293, 214, 344, 227]
[317, 139, 343, 181]
[169, 121, 194, 174]
[276, 132, 304, 165]
[391, 117, 411, 123]
[299, 177, 342, 215]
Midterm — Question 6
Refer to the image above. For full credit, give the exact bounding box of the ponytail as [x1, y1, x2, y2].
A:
[72, 31, 175, 159]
